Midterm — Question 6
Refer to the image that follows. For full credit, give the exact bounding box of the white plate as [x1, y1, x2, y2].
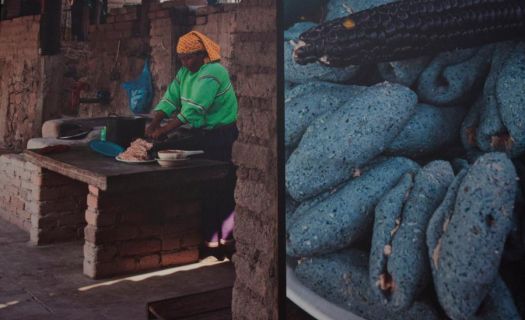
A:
[287, 259, 366, 320]
[156, 158, 189, 167]
[115, 155, 156, 164]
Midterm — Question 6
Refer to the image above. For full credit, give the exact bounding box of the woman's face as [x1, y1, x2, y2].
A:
[179, 52, 206, 73]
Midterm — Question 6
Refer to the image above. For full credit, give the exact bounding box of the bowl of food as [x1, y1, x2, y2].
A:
[157, 149, 204, 160]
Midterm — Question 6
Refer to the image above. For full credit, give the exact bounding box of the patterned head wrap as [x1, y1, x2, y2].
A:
[176, 31, 221, 62]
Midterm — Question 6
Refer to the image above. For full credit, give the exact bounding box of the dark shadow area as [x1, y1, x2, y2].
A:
[0, 222, 235, 320]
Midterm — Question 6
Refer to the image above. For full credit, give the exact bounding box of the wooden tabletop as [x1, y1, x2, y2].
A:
[24, 146, 231, 191]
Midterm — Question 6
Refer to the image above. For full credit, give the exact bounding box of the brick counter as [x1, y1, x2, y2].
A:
[0, 153, 88, 244]
[2, 147, 231, 279]
[83, 185, 202, 278]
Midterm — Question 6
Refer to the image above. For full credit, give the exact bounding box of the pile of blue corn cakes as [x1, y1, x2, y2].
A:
[285, 1, 525, 319]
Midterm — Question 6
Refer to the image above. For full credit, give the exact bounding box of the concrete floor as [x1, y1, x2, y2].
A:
[0, 222, 235, 320]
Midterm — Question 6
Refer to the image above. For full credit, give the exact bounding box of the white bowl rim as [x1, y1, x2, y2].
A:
[157, 149, 186, 153]
[286, 259, 366, 320]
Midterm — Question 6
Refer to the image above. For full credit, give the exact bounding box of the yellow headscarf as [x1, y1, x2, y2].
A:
[176, 31, 221, 62]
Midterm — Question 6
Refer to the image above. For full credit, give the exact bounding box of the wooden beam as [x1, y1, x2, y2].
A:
[40, 0, 62, 55]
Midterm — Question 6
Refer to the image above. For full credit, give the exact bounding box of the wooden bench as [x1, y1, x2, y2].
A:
[147, 286, 233, 320]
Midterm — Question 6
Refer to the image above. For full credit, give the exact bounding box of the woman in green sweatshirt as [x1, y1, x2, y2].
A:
[146, 31, 238, 256]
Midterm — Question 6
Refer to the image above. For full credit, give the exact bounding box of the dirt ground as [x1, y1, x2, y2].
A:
[0, 222, 235, 320]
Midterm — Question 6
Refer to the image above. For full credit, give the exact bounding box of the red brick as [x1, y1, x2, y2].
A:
[115, 225, 140, 241]
[180, 231, 201, 247]
[84, 242, 118, 263]
[155, 10, 170, 18]
[195, 16, 207, 25]
[84, 225, 120, 244]
[84, 258, 136, 279]
[32, 214, 58, 229]
[137, 254, 161, 270]
[120, 239, 161, 256]
[125, 6, 138, 15]
[162, 215, 201, 236]
[56, 212, 85, 227]
[118, 210, 145, 224]
[161, 249, 199, 267]
[30, 197, 85, 215]
[115, 13, 137, 22]
[161, 237, 181, 251]
[85, 208, 117, 227]
[138, 225, 163, 238]
[114, 21, 133, 31]
[88, 185, 100, 196]
[36, 184, 87, 201]
[84, 259, 107, 278]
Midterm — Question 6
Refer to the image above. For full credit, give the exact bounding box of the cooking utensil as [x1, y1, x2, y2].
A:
[106, 116, 146, 148]
[58, 128, 92, 140]
[89, 140, 125, 157]
[157, 149, 204, 160]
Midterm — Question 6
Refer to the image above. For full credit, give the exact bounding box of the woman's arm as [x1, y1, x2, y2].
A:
[149, 116, 184, 139]
[145, 110, 166, 136]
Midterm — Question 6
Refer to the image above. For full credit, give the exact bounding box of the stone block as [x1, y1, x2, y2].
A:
[234, 72, 276, 99]
[235, 7, 275, 33]
[233, 207, 276, 256]
[234, 179, 273, 214]
[233, 251, 275, 299]
[232, 142, 272, 171]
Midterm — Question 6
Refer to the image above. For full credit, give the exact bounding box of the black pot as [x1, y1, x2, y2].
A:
[106, 116, 146, 148]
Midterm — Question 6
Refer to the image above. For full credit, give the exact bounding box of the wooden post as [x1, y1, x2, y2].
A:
[40, 0, 62, 55]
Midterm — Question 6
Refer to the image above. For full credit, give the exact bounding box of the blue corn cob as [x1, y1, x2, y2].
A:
[286, 82, 417, 201]
[432, 152, 517, 320]
[370, 161, 454, 311]
[385, 103, 467, 157]
[294, 249, 441, 320]
[287, 157, 419, 257]
[293, 0, 525, 67]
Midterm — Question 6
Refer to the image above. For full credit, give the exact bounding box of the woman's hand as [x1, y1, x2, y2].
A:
[145, 123, 160, 137]
[149, 127, 167, 139]
[146, 110, 166, 137]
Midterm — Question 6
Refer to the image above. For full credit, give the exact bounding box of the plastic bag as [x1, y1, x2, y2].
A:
[122, 59, 153, 114]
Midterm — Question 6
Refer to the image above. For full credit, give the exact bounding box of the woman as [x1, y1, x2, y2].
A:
[146, 31, 238, 257]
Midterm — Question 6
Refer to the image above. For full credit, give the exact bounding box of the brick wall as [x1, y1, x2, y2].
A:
[74, 4, 150, 117]
[191, 5, 238, 71]
[0, 15, 42, 151]
[229, 0, 278, 318]
[0, 1, 230, 148]
[0, 154, 34, 231]
[83, 185, 202, 279]
[29, 168, 88, 245]
[67, 1, 235, 118]
[0, 154, 88, 245]
[148, 2, 192, 108]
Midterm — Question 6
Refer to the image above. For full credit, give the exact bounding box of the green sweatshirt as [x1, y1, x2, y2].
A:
[154, 62, 238, 129]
